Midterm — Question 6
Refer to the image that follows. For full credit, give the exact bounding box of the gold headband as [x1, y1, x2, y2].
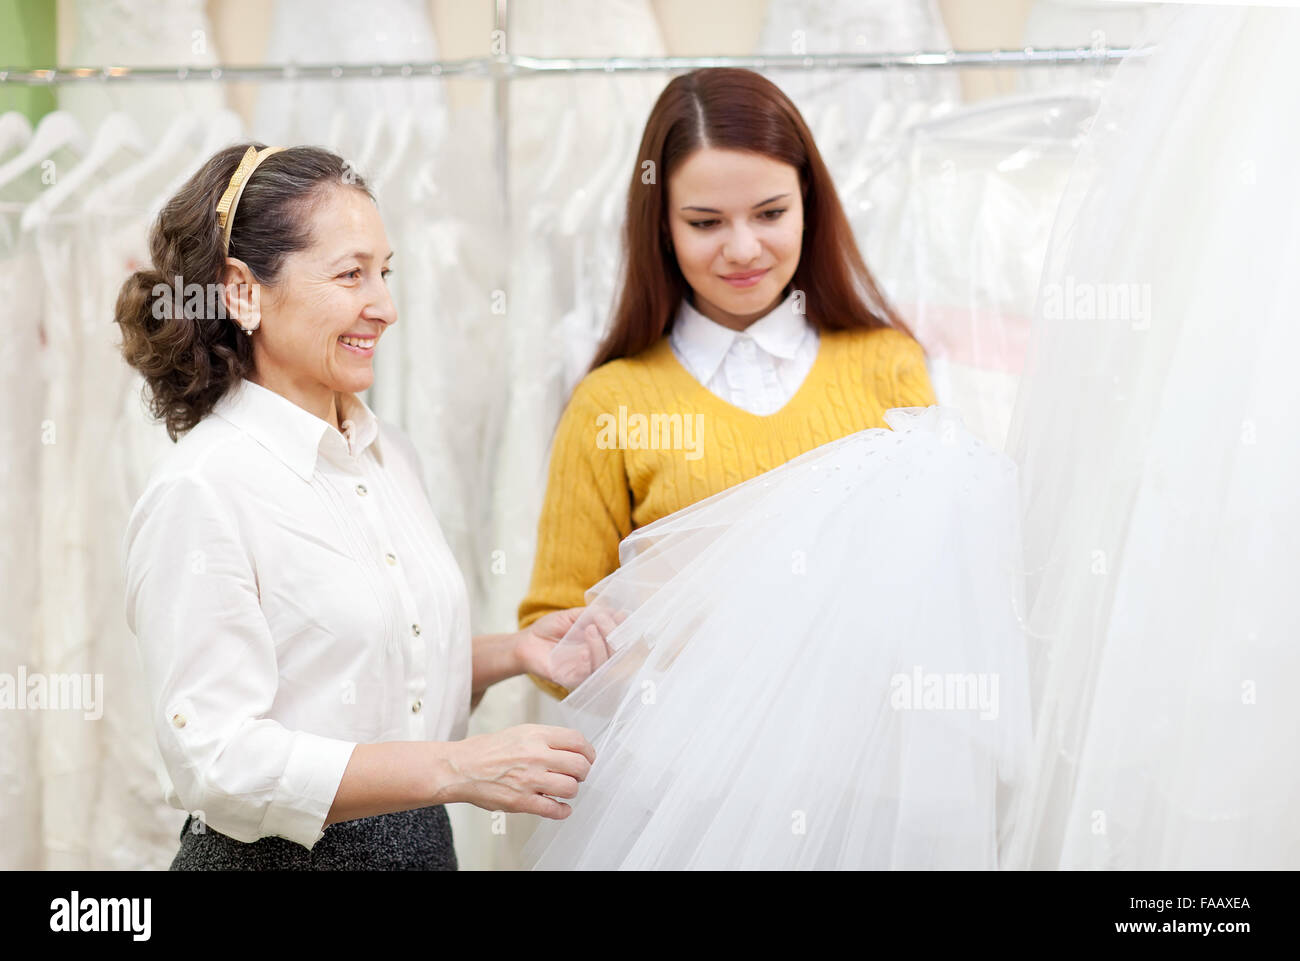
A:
[216, 145, 287, 254]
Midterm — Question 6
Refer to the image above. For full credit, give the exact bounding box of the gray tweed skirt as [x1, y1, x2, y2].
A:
[169, 805, 458, 871]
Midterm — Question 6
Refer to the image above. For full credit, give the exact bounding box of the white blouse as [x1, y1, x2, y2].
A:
[123, 378, 472, 850]
[668, 293, 820, 415]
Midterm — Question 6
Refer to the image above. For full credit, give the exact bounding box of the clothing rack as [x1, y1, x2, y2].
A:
[0, 0, 1153, 230]
[0, 46, 1146, 85]
[0, 18, 1146, 230]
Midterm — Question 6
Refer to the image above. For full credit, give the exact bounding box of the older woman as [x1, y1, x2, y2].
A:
[116, 143, 595, 870]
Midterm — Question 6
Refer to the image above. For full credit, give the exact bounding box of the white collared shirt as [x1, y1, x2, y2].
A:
[668, 293, 820, 415]
[123, 378, 472, 850]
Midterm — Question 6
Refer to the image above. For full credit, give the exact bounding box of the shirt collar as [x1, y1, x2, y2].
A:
[670, 292, 811, 383]
[213, 378, 382, 481]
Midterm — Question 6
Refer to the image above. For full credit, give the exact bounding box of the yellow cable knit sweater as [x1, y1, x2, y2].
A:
[518, 325, 937, 698]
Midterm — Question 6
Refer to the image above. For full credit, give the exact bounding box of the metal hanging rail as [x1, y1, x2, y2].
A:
[0, 46, 1150, 86]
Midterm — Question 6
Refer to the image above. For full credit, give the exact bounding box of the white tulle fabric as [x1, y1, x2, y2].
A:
[1004, 4, 1300, 869]
[526, 407, 1031, 869]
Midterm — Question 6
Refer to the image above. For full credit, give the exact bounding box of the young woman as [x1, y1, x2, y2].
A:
[516, 71, 1033, 869]
[518, 68, 937, 698]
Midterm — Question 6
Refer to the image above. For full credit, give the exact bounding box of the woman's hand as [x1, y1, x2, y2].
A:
[515, 606, 624, 689]
[436, 725, 596, 819]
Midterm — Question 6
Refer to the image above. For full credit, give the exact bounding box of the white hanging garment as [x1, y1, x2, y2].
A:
[253, 0, 445, 158]
[0, 119, 44, 869]
[80, 203, 180, 869]
[1005, 4, 1300, 869]
[22, 137, 179, 867]
[371, 108, 503, 627]
[757, 0, 961, 182]
[57, 0, 226, 139]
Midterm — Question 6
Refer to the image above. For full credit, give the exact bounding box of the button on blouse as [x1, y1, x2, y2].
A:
[123, 378, 472, 850]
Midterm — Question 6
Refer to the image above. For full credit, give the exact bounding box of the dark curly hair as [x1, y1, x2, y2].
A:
[114, 143, 373, 440]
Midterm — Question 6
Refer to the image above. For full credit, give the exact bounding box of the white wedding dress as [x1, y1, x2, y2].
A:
[758, 0, 960, 183]
[58, 0, 226, 139]
[1005, 4, 1300, 869]
[525, 407, 1031, 870]
[24, 201, 177, 869]
[0, 200, 44, 869]
[252, 0, 446, 156]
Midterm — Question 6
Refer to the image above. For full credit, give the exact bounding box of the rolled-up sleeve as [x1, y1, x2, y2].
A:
[124, 473, 357, 850]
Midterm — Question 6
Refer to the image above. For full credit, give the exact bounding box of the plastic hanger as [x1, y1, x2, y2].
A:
[88, 75, 206, 215]
[84, 112, 202, 215]
[0, 111, 87, 193]
[22, 111, 145, 230]
[905, 91, 1100, 148]
[0, 112, 33, 157]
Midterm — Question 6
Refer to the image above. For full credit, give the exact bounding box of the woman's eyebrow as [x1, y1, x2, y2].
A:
[329, 250, 396, 267]
[679, 194, 791, 213]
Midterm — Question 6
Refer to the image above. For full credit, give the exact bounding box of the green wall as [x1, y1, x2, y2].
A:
[0, 0, 58, 125]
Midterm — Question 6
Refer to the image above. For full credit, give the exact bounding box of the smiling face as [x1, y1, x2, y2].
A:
[226, 185, 396, 426]
[666, 147, 804, 331]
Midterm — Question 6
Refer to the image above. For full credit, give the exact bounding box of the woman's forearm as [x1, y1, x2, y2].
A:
[324, 740, 454, 826]
[470, 631, 524, 701]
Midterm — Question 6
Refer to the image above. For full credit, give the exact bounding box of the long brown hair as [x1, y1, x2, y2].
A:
[590, 67, 911, 371]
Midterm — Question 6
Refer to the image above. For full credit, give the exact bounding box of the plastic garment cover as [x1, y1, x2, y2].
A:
[852, 92, 1100, 452]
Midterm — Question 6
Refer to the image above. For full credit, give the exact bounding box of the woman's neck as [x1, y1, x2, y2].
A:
[247, 370, 340, 432]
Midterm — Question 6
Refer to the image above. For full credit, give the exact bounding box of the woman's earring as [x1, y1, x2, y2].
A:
[240, 314, 260, 335]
